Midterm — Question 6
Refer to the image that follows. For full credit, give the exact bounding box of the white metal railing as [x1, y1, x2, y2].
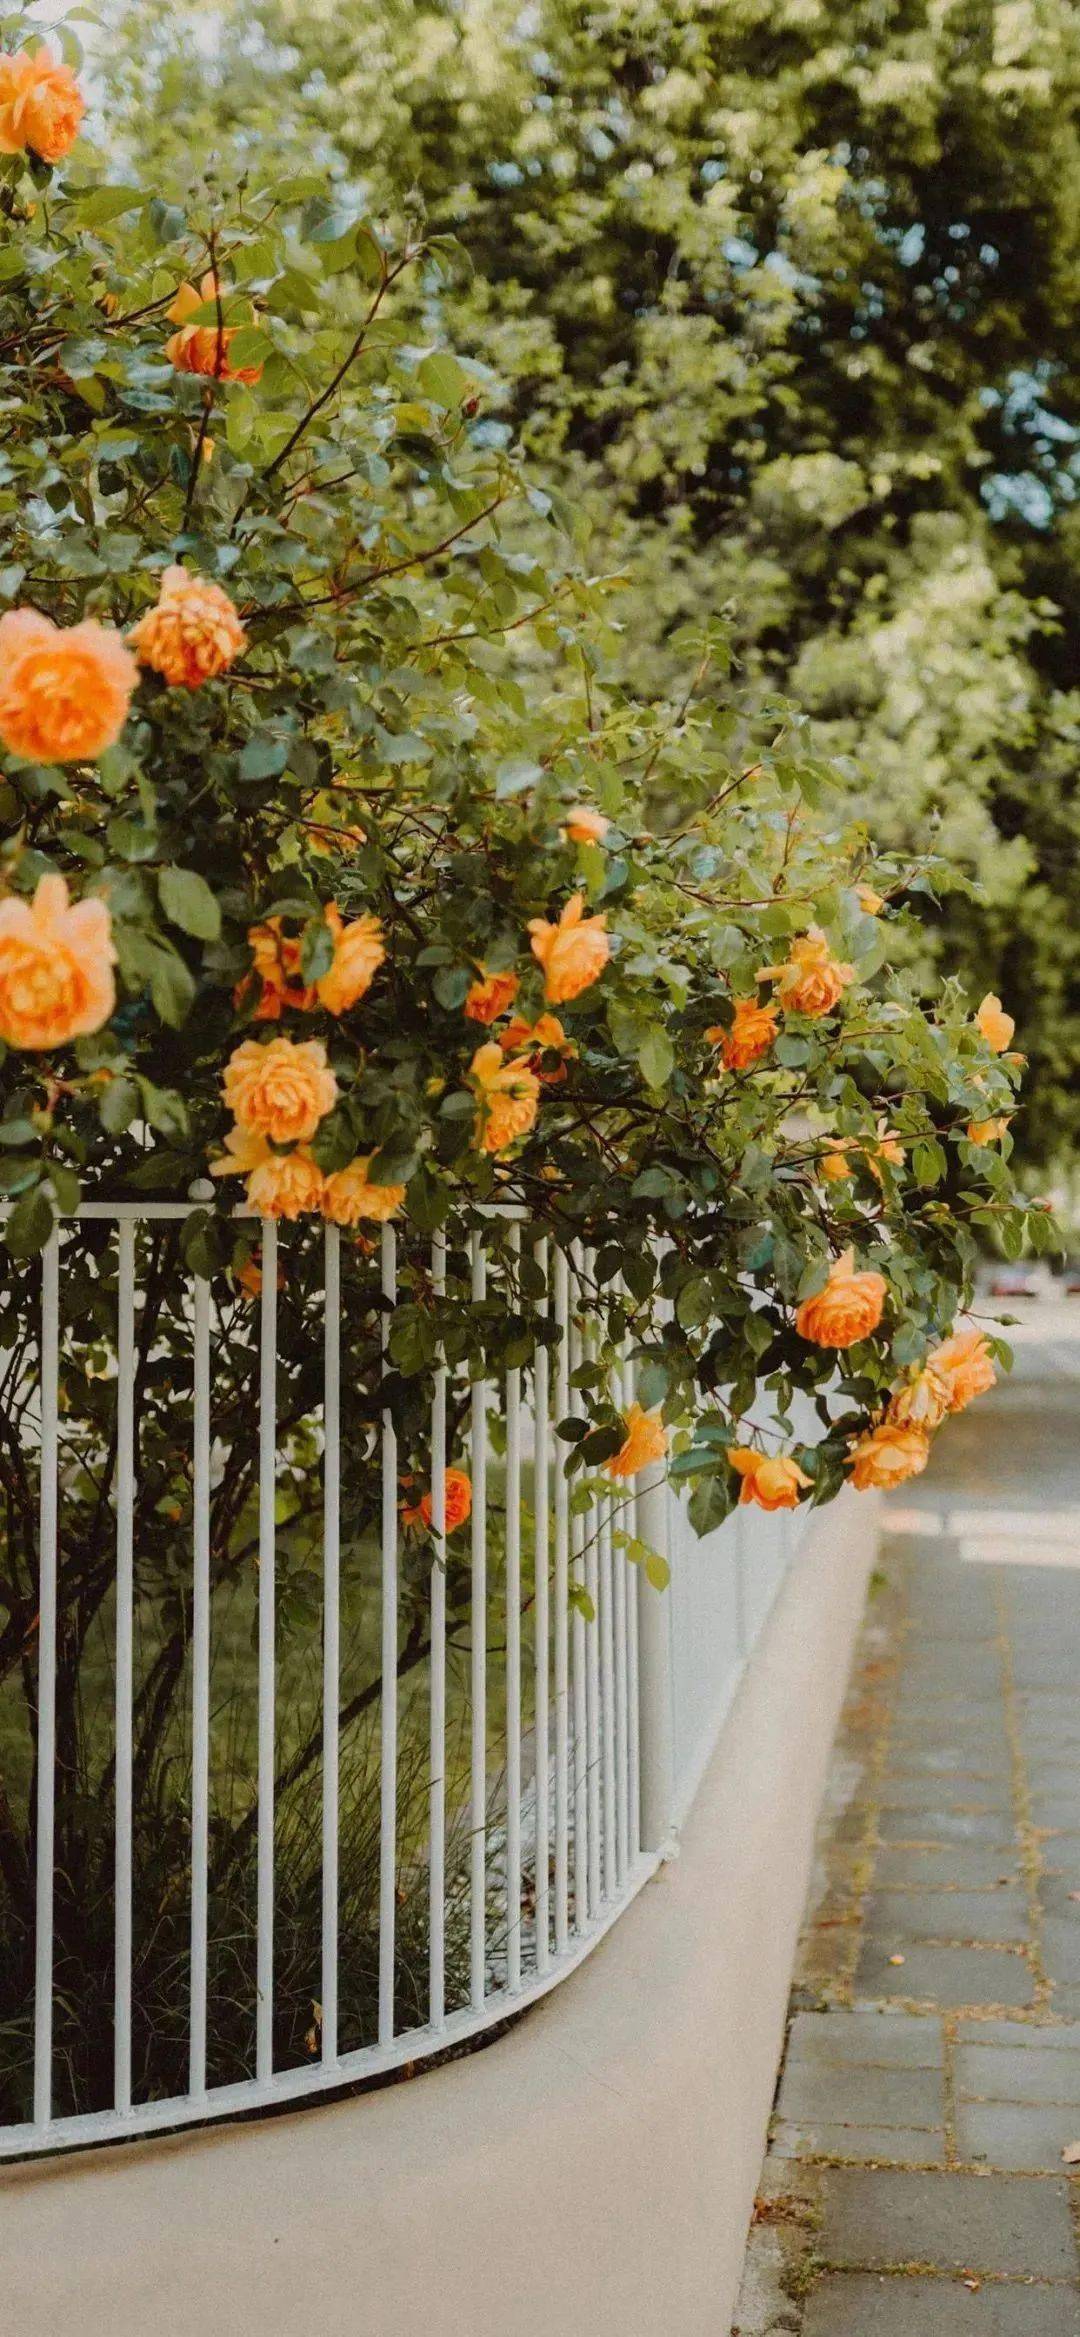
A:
[0, 1202, 803, 2160]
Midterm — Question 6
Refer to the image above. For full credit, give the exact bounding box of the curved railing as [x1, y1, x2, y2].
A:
[0, 1203, 804, 2159]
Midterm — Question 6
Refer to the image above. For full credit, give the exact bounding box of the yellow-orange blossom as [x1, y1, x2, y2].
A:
[0, 46, 84, 163]
[0, 874, 115, 1049]
[729, 1448, 812, 1511]
[470, 1042, 540, 1155]
[758, 927, 855, 1018]
[223, 1036, 338, 1145]
[848, 1420, 930, 1491]
[129, 566, 247, 688]
[606, 1403, 668, 1481]
[0, 609, 137, 764]
[795, 1250, 887, 1348]
[529, 893, 610, 1004]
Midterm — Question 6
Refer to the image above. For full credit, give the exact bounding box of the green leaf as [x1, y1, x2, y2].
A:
[417, 351, 471, 407]
[637, 1027, 674, 1091]
[240, 733, 290, 783]
[158, 867, 221, 943]
[148, 945, 196, 1029]
[300, 913, 335, 983]
[5, 1184, 53, 1257]
[99, 1077, 139, 1136]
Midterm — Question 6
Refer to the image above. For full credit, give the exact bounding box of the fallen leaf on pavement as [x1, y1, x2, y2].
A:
[1061, 2140, 1080, 2165]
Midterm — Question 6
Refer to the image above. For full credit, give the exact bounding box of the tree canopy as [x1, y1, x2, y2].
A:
[105, 0, 1080, 1170]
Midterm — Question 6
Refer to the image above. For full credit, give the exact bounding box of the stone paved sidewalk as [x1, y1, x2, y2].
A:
[733, 1325, 1080, 2335]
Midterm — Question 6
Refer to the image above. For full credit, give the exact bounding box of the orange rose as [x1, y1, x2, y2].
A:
[848, 1420, 930, 1492]
[758, 927, 856, 1018]
[500, 1011, 576, 1084]
[820, 1146, 854, 1183]
[0, 873, 115, 1049]
[606, 1401, 668, 1481]
[528, 892, 610, 1005]
[315, 904, 386, 1015]
[0, 609, 137, 764]
[975, 993, 1015, 1053]
[129, 565, 246, 688]
[165, 272, 263, 385]
[464, 968, 519, 1025]
[887, 1363, 951, 1432]
[856, 884, 884, 915]
[321, 1155, 406, 1226]
[234, 1248, 286, 1301]
[729, 1447, 812, 1511]
[308, 819, 366, 858]
[563, 805, 610, 845]
[209, 1124, 270, 1180]
[709, 998, 778, 1072]
[405, 1467, 473, 1534]
[238, 918, 316, 1021]
[470, 1040, 540, 1155]
[246, 1148, 326, 1221]
[795, 1248, 887, 1348]
[0, 47, 84, 164]
[928, 1328, 996, 1414]
[223, 1035, 338, 1144]
[968, 1117, 1010, 1146]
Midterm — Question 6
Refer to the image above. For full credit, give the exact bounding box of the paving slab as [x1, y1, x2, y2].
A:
[862, 1889, 1030, 1944]
[854, 1940, 1035, 2008]
[787, 2011, 943, 2069]
[956, 2018, 1080, 2050]
[771, 2120, 945, 2166]
[874, 1845, 1021, 1890]
[957, 2044, 1080, 2106]
[875, 1774, 1011, 1815]
[875, 1806, 1017, 1847]
[777, 2060, 944, 2129]
[818, 2167, 1077, 2276]
[956, 2099, 1080, 2173]
[803, 2273, 1080, 2335]
[1041, 1918, 1080, 1985]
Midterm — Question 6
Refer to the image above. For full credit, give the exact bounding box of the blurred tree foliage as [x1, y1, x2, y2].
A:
[105, 0, 1080, 1167]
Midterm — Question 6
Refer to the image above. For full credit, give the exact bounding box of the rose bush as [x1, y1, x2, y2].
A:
[0, 22, 1046, 1542]
[0, 17, 1054, 2123]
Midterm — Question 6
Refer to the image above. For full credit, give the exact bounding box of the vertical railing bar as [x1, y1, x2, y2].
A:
[533, 1236, 551, 1975]
[625, 1343, 641, 1862]
[255, 1217, 278, 2086]
[569, 1241, 589, 1934]
[33, 1232, 60, 2130]
[613, 1289, 630, 1886]
[378, 1223, 399, 2048]
[613, 1503, 628, 1887]
[505, 1223, 522, 1993]
[429, 1228, 447, 2030]
[552, 1245, 570, 1955]
[599, 1503, 616, 1904]
[321, 1222, 341, 2068]
[113, 1220, 136, 2116]
[189, 1264, 211, 2100]
[583, 1250, 601, 1919]
[469, 1229, 488, 2011]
